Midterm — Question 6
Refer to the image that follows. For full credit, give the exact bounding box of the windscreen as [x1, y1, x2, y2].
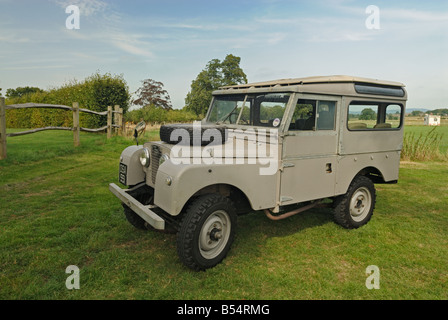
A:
[207, 93, 291, 128]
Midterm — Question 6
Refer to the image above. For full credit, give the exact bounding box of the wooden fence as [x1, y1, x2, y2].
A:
[0, 97, 123, 160]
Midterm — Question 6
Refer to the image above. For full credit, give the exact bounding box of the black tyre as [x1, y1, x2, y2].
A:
[177, 194, 237, 271]
[160, 123, 227, 146]
[333, 175, 376, 229]
[124, 205, 148, 230]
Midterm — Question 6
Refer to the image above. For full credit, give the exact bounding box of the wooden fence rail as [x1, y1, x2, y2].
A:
[0, 97, 123, 160]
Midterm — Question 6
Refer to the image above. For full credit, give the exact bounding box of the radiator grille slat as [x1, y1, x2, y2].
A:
[151, 145, 161, 184]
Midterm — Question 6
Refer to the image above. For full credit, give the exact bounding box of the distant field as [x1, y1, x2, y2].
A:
[0, 129, 447, 300]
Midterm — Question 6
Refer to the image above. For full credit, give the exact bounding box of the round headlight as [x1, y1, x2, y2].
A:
[159, 154, 170, 166]
[139, 148, 150, 167]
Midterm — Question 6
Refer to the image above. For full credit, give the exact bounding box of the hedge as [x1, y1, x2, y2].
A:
[5, 72, 131, 129]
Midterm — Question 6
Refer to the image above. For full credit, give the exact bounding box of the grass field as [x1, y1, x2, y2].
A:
[404, 125, 448, 156]
[0, 125, 447, 300]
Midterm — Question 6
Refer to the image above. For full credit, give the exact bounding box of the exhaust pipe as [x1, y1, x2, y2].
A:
[264, 201, 329, 221]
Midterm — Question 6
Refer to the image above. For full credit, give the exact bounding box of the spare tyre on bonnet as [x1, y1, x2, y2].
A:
[159, 123, 228, 146]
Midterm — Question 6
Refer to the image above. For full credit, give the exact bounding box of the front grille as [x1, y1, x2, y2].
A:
[151, 145, 161, 184]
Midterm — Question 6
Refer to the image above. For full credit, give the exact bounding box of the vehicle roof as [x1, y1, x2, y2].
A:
[219, 75, 405, 90]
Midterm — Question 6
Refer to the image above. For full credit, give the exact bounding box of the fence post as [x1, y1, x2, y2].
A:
[107, 106, 112, 139]
[0, 97, 6, 160]
[118, 107, 123, 136]
[72, 102, 80, 147]
[114, 105, 120, 135]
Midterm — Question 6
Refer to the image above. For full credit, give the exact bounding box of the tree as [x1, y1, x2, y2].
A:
[81, 72, 131, 128]
[410, 110, 424, 117]
[6, 86, 44, 98]
[185, 54, 247, 116]
[133, 79, 172, 110]
[359, 108, 377, 120]
[431, 108, 448, 115]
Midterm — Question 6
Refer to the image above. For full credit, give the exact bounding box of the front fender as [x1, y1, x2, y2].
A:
[154, 160, 278, 216]
[119, 145, 145, 186]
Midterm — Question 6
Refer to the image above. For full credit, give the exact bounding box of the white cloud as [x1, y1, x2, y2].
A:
[1, 65, 71, 71]
[308, 32, 376, 43]
[110, 34, 154, 58]
[51, 0, 108, 17]
[383, 8, 448, 22]
[50, 0, 154, 59]
[0, 34, 32, 43]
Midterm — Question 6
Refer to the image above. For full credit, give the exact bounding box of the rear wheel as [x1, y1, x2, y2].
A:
[333, 176, 376, 229]
[177, 194, 237, 271]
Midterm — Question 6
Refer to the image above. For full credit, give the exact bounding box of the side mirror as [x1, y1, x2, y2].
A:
[134, 120, 146, 146]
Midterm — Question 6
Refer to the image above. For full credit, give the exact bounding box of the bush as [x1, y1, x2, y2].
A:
[5, 72, 130, 129]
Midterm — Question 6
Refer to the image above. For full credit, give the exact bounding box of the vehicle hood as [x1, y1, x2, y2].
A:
[147, 127, 279, 160]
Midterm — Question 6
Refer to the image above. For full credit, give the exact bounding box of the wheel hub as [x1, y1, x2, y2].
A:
[209, 228, 222, 241]
[199, 210, 231, 259]
[350, 187, 371, 222]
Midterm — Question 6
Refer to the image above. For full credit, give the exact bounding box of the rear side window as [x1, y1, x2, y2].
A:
[347, 101, 403, 130]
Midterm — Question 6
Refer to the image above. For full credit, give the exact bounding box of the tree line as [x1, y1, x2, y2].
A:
[409, 109, 448, 117]
[4, 54, 248, 129]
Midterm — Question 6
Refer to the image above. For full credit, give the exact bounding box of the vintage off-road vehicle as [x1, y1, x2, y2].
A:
[109, 75, 407, 271]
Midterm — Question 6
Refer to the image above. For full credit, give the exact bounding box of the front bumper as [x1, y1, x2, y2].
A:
[109, 183, 165, 230]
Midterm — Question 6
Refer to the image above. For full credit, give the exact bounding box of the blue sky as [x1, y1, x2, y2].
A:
[0, 0, 447, 110]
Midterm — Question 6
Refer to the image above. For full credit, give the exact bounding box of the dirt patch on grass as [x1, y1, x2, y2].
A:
[23, 190, 54, 198]
[400, 161, 429, 168]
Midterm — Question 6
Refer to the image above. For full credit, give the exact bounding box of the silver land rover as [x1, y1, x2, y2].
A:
[109, 75, 407, 271]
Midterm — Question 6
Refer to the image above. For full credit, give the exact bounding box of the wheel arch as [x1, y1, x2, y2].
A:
[356, 166, 387, 184]
[336, 165, 387, 198]
[182, 183, 253, 215]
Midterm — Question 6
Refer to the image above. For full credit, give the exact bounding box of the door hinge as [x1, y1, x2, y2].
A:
[283, 162, 295, 168]
[280, 196, 293, 203]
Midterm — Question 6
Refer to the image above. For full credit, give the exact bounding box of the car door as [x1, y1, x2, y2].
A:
[280, 94, 341, 205]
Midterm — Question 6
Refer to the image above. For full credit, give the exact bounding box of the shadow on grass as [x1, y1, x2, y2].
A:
[240, 207, 333, 236]
[120, 205, 335, 274]
[225, 206, 335, 264]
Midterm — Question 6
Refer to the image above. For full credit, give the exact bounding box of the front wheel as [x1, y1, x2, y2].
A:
[123, 191, 153, 230]
[333, 176, 376, 229]
[177, 194, 237, 271]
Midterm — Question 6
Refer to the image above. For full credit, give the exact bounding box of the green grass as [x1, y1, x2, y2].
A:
[0, 128, 447, 300]
[403, 125, 448, 156]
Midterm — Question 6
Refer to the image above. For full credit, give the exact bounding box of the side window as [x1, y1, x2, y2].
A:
[291, 99, 316, 130]
[316, 101, 336, 130]
[347, 103, 379, 129]
[385, 104, 402, 128]
[290, 99, 336, 131]
[348, 102, 403, 130]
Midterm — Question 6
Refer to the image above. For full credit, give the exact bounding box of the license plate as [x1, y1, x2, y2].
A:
[119, 163, 127, 185]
